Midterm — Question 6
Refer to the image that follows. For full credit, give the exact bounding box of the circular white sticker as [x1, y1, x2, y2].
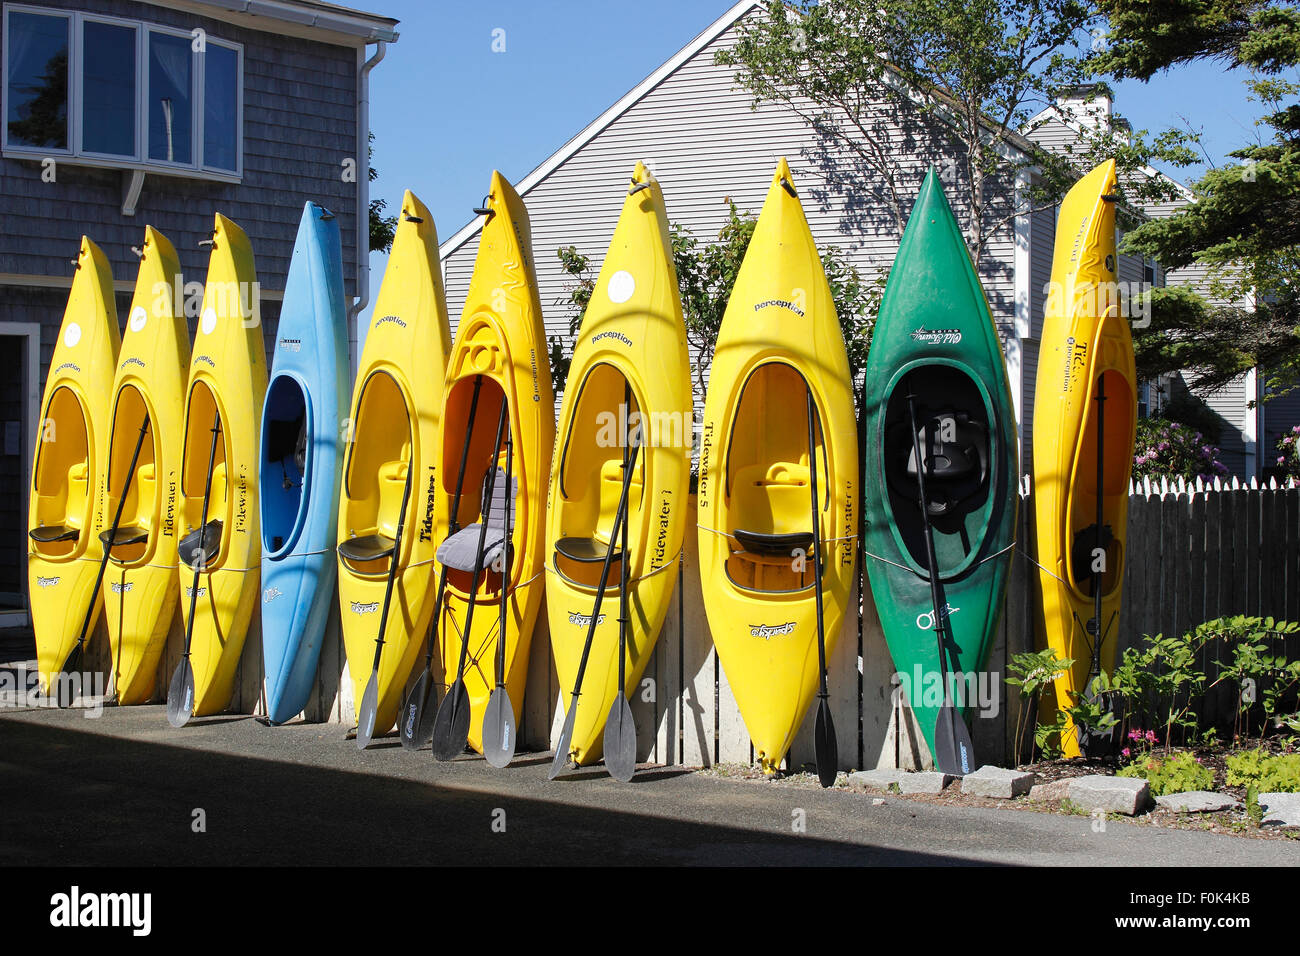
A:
[63, 323, 81, 348]
[201, 307, 217, 336]
[608, 271, 635, 304]
[129, 306, 148, 332]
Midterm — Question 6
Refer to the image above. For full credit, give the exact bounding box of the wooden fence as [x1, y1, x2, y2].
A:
[87, 476, 1300, 771]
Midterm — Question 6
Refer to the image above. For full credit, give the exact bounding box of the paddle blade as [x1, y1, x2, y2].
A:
[482, 688, 517, 769]
[58, 644, 83, 692]
[355, 671, 380, 750]
[399, 672, 437, 752]
[603, 696, 637, 783]
[548, 699, 579, 781]
[165, 660, 194, 728]
[933, 703, 975, 776]
[814, 698, 838, 788]
[431, 681, 471, 761]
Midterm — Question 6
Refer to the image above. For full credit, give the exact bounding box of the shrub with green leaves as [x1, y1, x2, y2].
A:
[1006, 648, 1073, 765]
[1225, 750, 1300, 793]
[1118, 751, 1214, 796]
[1132, 418, 1229, 481]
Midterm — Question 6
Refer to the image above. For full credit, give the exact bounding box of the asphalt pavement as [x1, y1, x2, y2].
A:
[2, 700, 1296, 866]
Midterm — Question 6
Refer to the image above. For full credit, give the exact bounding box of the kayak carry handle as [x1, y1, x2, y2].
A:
[780, 176, 797, 198]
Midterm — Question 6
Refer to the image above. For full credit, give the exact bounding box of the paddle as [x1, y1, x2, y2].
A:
[483, 420, 517, 769]
[400, 375, 484, 751]
[1080, 372, 1113, 756]
[354, 442, 416, 749]
[166, 415, 222, 728]
[58, 415, 151, 703]
[549, 439, 642, 781]
[905, 384, 975, 776]
[603, 385, 637, 783]
[804, 386, 838, 788]
[431, 403, 509, 761]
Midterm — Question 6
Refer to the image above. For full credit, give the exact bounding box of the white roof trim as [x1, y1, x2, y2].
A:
[1024, 106, 1196, 203]
[439, 0, 760, 258]
[140, 0, 400, 43]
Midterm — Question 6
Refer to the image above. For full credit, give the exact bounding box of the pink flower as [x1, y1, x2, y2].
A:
[1122, 747, 1131, 757]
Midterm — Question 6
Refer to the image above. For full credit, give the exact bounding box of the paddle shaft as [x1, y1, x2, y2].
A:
[181, 416, 223, 663]
[495, 421, 514, 690]
[565, 440, 642, 708]
[367, 441, 417, 673]
[905, 389, 962, 727]
[445, 402, 509, 689]
[804, 387, 829, 701]
[71, 414, 151, 660]
[1089, 373, 1107, 685]
[617, 384, 632, 699]
[419, 375, 484, 672]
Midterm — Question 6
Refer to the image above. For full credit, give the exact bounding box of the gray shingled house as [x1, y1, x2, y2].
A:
[438, 1, 1295, 482]
[1, 0, 398, 623]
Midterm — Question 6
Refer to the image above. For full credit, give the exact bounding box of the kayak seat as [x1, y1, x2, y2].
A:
[730, 461, 813, 555]
[100, 525, 150, 550]
[178, 519, 223, 569]
[29, 524, 79, 543]
[375, 457, 409, 540]
[437, 468, 517, 576]
[732, 529, 814, 557]
[338, 533, 396, 564]
[886, 410, 988, 517]
[555, 536, 621, 564]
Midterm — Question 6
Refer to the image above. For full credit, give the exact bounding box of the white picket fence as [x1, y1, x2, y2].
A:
[85, 475, 1300, 771]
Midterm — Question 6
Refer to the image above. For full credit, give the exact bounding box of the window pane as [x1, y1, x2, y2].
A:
[82, 22, 136, 156]
[5, 12, 69, 149]
[203, 44, 238, 170]
[148, 32, 192, 164]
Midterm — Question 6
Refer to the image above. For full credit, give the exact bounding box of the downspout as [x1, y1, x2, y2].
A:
[348, 39, 386, 377]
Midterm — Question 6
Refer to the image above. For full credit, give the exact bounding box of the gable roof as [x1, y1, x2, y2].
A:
[438, 0, 760, 258]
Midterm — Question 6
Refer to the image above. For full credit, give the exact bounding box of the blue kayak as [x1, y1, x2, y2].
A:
[260, 202, 349, 723]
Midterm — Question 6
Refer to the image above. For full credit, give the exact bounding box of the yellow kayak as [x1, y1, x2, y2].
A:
[28, 238, 120, 694]
[435, 171, 554, 755]
[177, 214, 267, 717]
[337, 190, 452, 737]
[1032, 160, 1136, 756]
[546, 162, 692, 767]
[697, 159, 859, 774]
[103, 228, 190, 704]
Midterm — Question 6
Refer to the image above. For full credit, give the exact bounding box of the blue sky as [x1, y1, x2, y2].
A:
[364, 0, 1272, 295]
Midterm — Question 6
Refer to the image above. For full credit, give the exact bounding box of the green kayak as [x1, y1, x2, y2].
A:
[861, 169, 1019, 771]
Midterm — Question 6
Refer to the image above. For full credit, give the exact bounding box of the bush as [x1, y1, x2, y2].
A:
[1225, 750, 1300, 792]
[1133, 418, 1229, 481]
[1118, 751, 1214, 796]
[1276, 424, 1300, 482]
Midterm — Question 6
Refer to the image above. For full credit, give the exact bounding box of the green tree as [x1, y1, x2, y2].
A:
[715, 0, 1191, 264]
[368, 131, 398, 253]
[554, 200, 877, 406]
[1092, 0, 1300, 397]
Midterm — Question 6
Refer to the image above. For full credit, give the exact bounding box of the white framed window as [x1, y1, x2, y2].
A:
[2, 4, 243, 180]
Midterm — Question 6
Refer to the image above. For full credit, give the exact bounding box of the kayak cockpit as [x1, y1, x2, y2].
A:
[31, 385, 92, 558]
[340, 369, 411, 575]
[883, 364, 994, 577]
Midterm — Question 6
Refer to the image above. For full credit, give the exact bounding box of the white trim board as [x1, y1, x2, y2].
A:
[0, 320, 41, 628]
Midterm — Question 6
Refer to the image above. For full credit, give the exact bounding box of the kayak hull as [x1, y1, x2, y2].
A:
[546, 162, 692, 766]
[28, 237, 120, 694]
[697, 159, 858, 774]
[337, 190, 451, 737]
[103, 228, 189, 705]
[261, 203, 349, 724]
[862, 171, 1019, 763]
[1032, 160, 1136, 757]
[436, 171, 554, 755]
[177, 214, 267, 718]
